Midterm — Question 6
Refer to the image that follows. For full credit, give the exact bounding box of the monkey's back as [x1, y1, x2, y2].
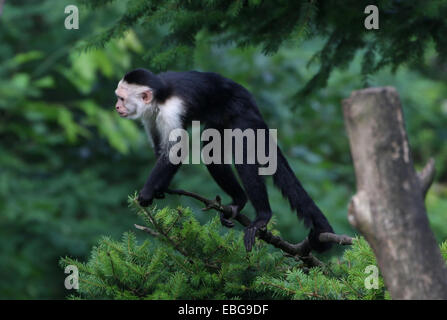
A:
[159, 71, 264, 127]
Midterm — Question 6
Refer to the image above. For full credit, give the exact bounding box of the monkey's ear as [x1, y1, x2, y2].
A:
[142, 90, 153, 104]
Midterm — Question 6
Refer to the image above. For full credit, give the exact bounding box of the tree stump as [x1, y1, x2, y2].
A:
[342, 87, 447, 299]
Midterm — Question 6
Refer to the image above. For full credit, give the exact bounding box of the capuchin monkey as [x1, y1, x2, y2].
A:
[114, 68, 334, 252]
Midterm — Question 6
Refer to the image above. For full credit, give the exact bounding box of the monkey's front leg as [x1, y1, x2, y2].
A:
[138, 156, 181, 207]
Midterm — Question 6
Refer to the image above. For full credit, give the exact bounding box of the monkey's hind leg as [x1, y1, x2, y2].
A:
[235, 163, 272, 252]
[206, 163, 247, 228]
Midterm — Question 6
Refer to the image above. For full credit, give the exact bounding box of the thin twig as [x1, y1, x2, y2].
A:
[258, 281, 297, 296]
[132, 198, 189, 258]
[133, 202, 219, 270]
[165, 188, 353, 267]
[165, 208, 183, 234]
[134, 224, 160, 237]
[319, 232, 353, 245]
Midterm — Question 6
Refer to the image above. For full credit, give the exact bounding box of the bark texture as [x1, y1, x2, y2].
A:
[343, 87, 447, 300]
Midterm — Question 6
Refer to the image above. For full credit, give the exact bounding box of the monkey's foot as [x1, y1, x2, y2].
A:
[220, 215, 235, 228]
[243, 220, 267, 252]
[219, 204, 240, 228]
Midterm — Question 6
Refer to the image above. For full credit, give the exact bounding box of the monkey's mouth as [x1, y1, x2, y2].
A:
[118, 111, 128, 117]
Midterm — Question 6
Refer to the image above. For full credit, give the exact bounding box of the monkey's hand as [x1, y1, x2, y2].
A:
[138, 187, 166, 207]
[243, 219, 267, 252]
[137, 189, 154, 207]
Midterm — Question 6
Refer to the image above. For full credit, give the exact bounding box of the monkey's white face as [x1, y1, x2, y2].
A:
[114, 80, 153, 120]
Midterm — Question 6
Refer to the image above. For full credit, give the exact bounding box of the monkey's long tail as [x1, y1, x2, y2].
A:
[273, 147, 334, 252]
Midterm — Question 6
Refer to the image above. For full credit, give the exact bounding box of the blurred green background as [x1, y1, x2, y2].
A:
[0, 1, 446, 299]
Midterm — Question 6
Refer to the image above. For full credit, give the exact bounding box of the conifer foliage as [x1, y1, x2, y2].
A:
[59, 195, 447, 300]
[60, 194, 293, 299]
[79, 0, 447, 95]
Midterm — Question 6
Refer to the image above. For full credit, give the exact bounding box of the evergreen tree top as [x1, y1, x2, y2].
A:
[80, 0, 447, 96]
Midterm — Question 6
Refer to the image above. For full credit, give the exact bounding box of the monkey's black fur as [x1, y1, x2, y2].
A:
[123, 68, 334, 252]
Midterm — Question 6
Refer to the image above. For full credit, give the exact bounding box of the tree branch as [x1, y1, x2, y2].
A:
[343, 87, 447, 299]
[417, 158, 436, 198]
[160, 188, 353, 267]
[134, 224, 160, 237]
